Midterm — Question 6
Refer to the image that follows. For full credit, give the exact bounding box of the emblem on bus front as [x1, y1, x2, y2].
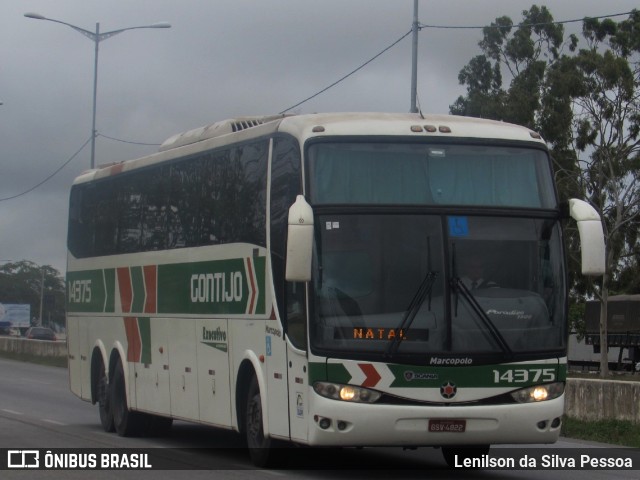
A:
[440, 381, 457, 399]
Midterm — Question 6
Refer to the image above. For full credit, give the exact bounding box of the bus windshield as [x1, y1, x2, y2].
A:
[310, 214, 565, 362]
[308, 142, 556, 208]
[307, 141, 564, 363]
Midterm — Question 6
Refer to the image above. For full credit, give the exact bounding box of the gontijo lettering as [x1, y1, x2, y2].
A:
[190, 272, 242, 303]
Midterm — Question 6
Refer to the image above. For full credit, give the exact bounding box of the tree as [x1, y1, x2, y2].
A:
[450, 5, 570, 130]
[451, 7, 640, 376]
[561, 12, 640, 375]
[0, 260, 66, 330]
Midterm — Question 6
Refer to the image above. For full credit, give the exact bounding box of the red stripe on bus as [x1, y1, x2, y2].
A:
[143, 265, 157, 314]
[358, 363, 382, 388]
[117, 267, 133, 313]
[124, 317, 141, 363]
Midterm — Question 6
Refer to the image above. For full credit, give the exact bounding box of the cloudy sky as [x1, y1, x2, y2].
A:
[1, 0, 637, 274]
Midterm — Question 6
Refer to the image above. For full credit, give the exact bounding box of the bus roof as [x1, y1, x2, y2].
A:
[73, 112, 546, 185]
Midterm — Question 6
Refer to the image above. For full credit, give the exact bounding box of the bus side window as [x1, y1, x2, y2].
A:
[270, 135, 304, 348]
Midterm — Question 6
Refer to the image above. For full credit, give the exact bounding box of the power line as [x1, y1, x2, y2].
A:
[279, 10, 636, 113]
[97, 133, 160, 146]
[279, 29, 413, 114]
[418, 11, 635, 30]
[0, 136, 92, 202]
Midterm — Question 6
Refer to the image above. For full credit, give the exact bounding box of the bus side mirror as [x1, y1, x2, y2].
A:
[286, 195, 314, 282]
[569, 199, 606, 276]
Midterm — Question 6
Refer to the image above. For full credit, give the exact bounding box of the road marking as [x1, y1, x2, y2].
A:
[42, 418, 66, 426]
[1, 409, 23, 415]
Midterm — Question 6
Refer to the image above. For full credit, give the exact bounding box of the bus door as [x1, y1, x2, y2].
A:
[285, 282, 309, 442]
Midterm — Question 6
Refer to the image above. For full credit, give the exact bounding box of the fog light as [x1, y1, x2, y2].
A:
[537, 421, 548, 429]
[337, 421, 347, 431]
[551, 417, 561, 428]
[318, 417, 331, 430]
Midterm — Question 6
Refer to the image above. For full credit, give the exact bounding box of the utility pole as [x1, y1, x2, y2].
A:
[410, 0, 419, 113]
[38, 267, 44, 326]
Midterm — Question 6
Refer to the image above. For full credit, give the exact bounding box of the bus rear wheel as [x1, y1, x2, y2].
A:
[96, 363, 114, 432]
[110, 357, 145, 437]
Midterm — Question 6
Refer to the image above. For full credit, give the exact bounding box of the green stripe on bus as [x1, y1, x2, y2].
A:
[388, 363, 563, 388]
[67, 256, 266, 316]
[138, 317, 152, 364]
[104, 269, 115, 312]
[67, 269, 115, 313]
[157, 257, 266, 315]
[311, 361, 564, 389]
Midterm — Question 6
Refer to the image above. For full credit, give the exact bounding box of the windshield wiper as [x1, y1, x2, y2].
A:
[385, 271, 438, 358]
[452, 278, 513, 356]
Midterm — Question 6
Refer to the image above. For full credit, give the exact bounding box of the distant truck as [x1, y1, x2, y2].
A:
[568, 334, 631, 371]
[576, 295, 640, 370]
[0, 303, 31, 336]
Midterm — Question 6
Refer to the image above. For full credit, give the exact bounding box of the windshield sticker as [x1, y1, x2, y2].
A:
[448, 216, 469, 237]
[325, 221, 340, 230]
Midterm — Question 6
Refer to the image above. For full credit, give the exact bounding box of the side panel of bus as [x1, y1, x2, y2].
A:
[133, 316, 171, 415]
[67, 132, 309, 442]
[196, 318, 232, 427]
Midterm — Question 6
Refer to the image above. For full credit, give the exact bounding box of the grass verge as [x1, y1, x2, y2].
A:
[562, 416, 640, 448]
[0, 350, 67, 368]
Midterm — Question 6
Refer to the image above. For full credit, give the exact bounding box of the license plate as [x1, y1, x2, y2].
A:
[428, 419, 466, 433]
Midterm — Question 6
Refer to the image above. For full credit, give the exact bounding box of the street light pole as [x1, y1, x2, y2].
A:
[24, 13, 171, 169]
[410, 0, 419, 114]
[91, 22, 100, 169]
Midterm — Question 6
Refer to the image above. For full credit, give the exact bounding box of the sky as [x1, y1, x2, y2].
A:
[0, 0, 637, 274]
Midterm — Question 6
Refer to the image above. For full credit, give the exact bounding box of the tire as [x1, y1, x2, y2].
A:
[245, 375, 285, 467]
[110, 357, 146, 437]
[442, 445, 490, 468]
[96, 363, 114, 432]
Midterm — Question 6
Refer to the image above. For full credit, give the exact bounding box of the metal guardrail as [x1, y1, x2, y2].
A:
[0, 336, 67, 357]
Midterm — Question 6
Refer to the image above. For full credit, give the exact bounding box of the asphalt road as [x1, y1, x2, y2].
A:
[0, 357, 638, 480]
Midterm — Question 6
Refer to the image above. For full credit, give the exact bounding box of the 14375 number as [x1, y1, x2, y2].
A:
[493, 368, 555, 384]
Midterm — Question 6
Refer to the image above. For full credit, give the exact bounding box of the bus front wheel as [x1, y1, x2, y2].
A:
[245, 374, 284, 467]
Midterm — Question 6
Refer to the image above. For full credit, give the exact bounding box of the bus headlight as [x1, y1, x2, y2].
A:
[510, 382, 564, 403]
[313, 382, 382, 403]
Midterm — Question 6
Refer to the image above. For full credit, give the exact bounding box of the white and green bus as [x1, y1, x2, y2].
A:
[66, 113, 604, 467]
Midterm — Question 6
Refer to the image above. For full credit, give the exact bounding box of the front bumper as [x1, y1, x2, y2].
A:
[307, 392, 564, 447]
